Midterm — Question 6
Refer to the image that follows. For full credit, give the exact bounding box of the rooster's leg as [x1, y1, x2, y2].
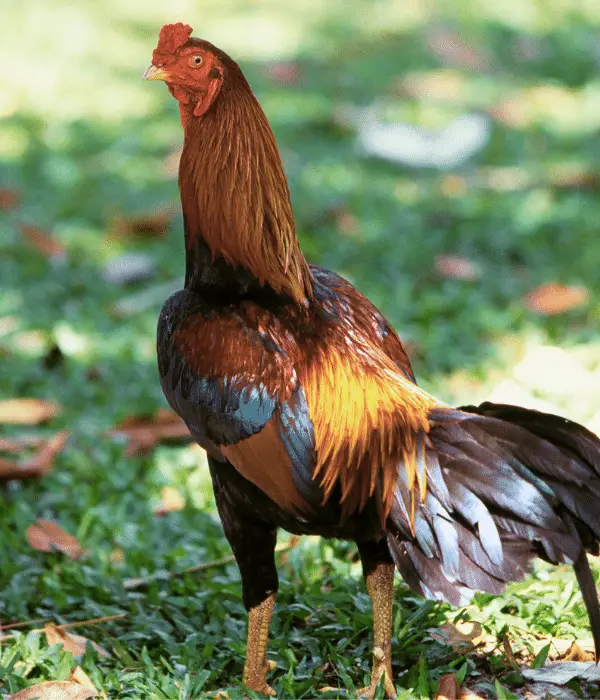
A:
[243, 592, 277, 695]
[209, 457, 279, 695]
[227, 523, 278, 696]
[356, 540, 396, 699]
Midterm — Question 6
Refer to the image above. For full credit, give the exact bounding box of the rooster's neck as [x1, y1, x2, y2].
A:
[178, 71, 312, 305]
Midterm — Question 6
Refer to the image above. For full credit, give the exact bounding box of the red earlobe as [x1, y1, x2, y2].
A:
[193, 77, 222, 118]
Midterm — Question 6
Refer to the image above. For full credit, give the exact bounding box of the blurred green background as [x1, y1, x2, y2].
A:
[1, 0, 600, 697]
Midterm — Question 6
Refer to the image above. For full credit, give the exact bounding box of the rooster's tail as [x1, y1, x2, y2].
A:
[385, 402, 600, 658]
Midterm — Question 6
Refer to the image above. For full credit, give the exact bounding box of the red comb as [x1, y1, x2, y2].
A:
[152, 23, 193, 64]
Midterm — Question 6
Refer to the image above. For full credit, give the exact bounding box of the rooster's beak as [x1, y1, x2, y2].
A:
[144, 64, 171, 82]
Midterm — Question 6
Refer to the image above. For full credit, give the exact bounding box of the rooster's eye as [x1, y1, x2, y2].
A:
[190, 55, 203, 67]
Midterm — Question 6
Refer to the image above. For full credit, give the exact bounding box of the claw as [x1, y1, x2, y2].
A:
[356, 646, 396, 699]
[244, 681, 276, 697]
[243, 657, 276, 696]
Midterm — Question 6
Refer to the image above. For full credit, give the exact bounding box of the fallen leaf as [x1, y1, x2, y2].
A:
[0, 398, 61, 424]
[69, 666, 105, 697]
[522, 661, 600, 684]
[9, 681, 97, 700]
[502, 633, 518, 669]
[398, 70, 467, 103]
[109, 407, 190, 455]
[523, 683, 578, 700]
[489, 98, 531, 128]
[427, 28, 489, 70]
[109, 546, 125, 564]
[264, 62, 301, 84]
[557, 640, 594, 662]
[110, 206, 176, 238]
[428, 621, 493, 652]
[0, 186, 20, 210]
[436, 673, 460, 699]
[440, 174, 468, 198]
[0, 430, 68, 481]
[524, 283, 589, 315]
[154, 486, 185, 516]
[548, 164, 600, 190]
[435, 255, 480, 280]
[44, 622, 110, 658]
[22, 224, 66, 259]
[26, 519, 83, 559]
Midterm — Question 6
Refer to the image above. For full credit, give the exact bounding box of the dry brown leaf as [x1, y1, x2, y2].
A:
[9, 681, 97, 700]
[558, 640, 595, 662]
[435, 255, 480, 280]
[22, 224, 66, 259]
[427, 28, 489, 70]
[0, 186, 20, 210]
[440, 175, 468, 198]
[502, 634, 518, 668]
[0, 430, 68, 481]
[44, 622, 110, 658]
[109, 407, 190, 455]
[459, 692, 486, 700]
[398, 70, 467, 103]
[548, 165, 600, 190]
[69, 666, 105, 697]
[524, 283, 589, 315]
[154, 486, 185, 516]
[489, 99, 530, 128]
[428, 621, 493, 652]
[436, 672, 460, 699]
[26, 519, 84, 559]
[110, 206, 176, 239]
[264, 62, 302, 84]
[109, 546, 125, 564]
[0, 398, 61, 425]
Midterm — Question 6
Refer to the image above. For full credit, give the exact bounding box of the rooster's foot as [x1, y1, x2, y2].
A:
[243, 659, 277, 696]
[356, 646, 396, 699]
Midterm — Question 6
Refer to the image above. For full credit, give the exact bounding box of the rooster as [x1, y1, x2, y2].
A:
[146, 24, 600, 698]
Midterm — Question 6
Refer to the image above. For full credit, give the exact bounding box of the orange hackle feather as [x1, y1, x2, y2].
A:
[178, 40, 313, 306]
[302, 337, 435, 522]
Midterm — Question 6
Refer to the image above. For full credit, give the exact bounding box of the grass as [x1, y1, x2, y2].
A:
[2, 0, 600, 697]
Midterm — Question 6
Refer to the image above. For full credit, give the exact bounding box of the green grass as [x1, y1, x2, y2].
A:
[2, 0, 600, 697]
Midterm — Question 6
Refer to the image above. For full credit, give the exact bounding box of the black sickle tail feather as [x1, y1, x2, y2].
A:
[386, 401, 600, 657]
[574, 551, 600, 661]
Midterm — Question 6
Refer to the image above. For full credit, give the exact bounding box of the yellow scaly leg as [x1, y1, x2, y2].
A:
[357, 562, 396, 699]
[242, 593, 277, 696]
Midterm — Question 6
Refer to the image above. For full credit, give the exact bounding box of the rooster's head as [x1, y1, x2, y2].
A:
[145, 23, 226, 119]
